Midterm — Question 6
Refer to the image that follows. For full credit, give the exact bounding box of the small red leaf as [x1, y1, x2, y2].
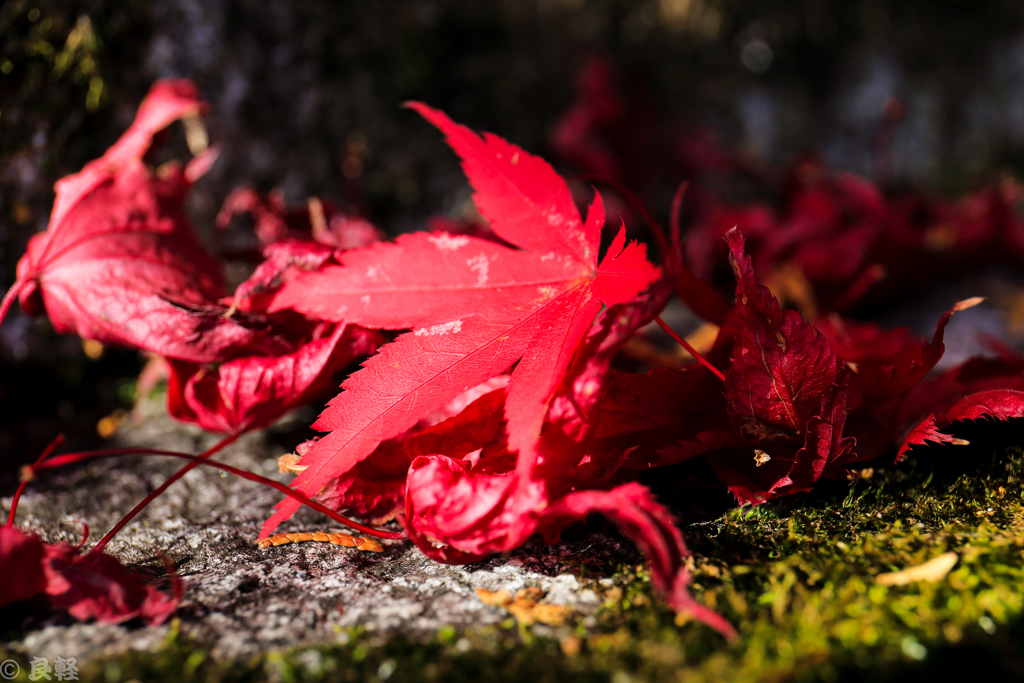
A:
[0, 526, 179, 625]
[769, 375, 858, 495]
[897, 389, 1024, 460]
[0, 526, 47, 610]
[723, 229, 838, 438]
[44, 547, 180, 625]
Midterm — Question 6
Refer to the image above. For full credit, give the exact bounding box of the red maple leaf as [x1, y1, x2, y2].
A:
[165, 320, 378, 434]
[897, 389, 1024, 460]
[0, 526, 180, 625]
[723, 228, 838, 439]
[44, 544, 181, 625]
[261, 103, 660, 537]
[894, 350, 1024, 461]
[5, 80, 284, 363]
[0, 526, 47, 610]
[539, 483, 737, 639]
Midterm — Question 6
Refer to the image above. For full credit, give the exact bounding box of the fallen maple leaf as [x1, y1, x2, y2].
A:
[165, 321, 378, 434]
[5, 80, 286, 363]
[262, 103, 660, 537]
[723, 228, 839, 440]
[764, 374, 858, 496]
[539, 483, 737, 639]
[0, 526, 47, 610]
[0, 525, 180, 625]
[44, 544, 181, 625]
[897, 389, 1024, 461]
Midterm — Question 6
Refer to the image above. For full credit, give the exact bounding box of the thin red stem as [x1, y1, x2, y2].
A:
[6, 434, 65, 527]
[669, 181, 689, 251]
[654, 315, 725, 382]
[0, 278, 30, 331]
[88, 433, 241, 553]
[30, 447, 405, 541]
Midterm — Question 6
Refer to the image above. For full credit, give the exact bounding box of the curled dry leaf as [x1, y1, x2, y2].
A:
[875, 552, 959, 586]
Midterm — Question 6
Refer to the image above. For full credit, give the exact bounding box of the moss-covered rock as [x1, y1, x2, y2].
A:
[5, 435, 1021, 682]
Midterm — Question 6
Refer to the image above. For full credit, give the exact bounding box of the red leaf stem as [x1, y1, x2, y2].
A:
[6, 434, 65, 527]
[0, 278, 30, 331]
[29, 446, 405, 541]
[654, 315, 725, 381]
[90, 432, 242, 553]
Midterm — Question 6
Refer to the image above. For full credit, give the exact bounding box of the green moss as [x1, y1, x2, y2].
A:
[4, 446, 1023, 682]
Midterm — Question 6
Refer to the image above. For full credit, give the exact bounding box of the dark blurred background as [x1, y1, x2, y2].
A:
[3, 0, 1024, 468]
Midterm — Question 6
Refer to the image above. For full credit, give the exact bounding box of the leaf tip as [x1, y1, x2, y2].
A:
[954, 296, 985, 312]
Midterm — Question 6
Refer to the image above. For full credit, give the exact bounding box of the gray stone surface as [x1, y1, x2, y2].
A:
[4, 411, 625, 662]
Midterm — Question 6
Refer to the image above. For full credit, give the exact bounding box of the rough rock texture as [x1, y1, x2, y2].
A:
[4, 411, 626, 662]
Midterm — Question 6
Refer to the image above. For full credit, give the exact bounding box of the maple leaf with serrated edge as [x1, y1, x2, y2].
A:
[897, 385, 1024, 458]
[723, 228, 838, 439]
[766, 373, 858, 496]
[260, 103, 660, 538]
[538, 483, 737, 639]
[8, 80, 288, 363]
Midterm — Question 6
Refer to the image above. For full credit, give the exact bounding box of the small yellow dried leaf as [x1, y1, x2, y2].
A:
[182, 115, 209, 154]
[475, 588, 512, 606]
[277, 453, 306, 474]
[515, 586, 544, 602]
[96, 409, 127, 438]
[876, 551, 958, 586]
[953, 296, 984, 312]
[526, 603, 566, 626]
[476, 587, 568, 626]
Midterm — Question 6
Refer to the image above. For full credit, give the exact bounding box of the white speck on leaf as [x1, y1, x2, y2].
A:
[415, 320, 463, 337]
[428, 233, 470, 251]
[466, 254, 489, 286]
[546, 211, 565, 228]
